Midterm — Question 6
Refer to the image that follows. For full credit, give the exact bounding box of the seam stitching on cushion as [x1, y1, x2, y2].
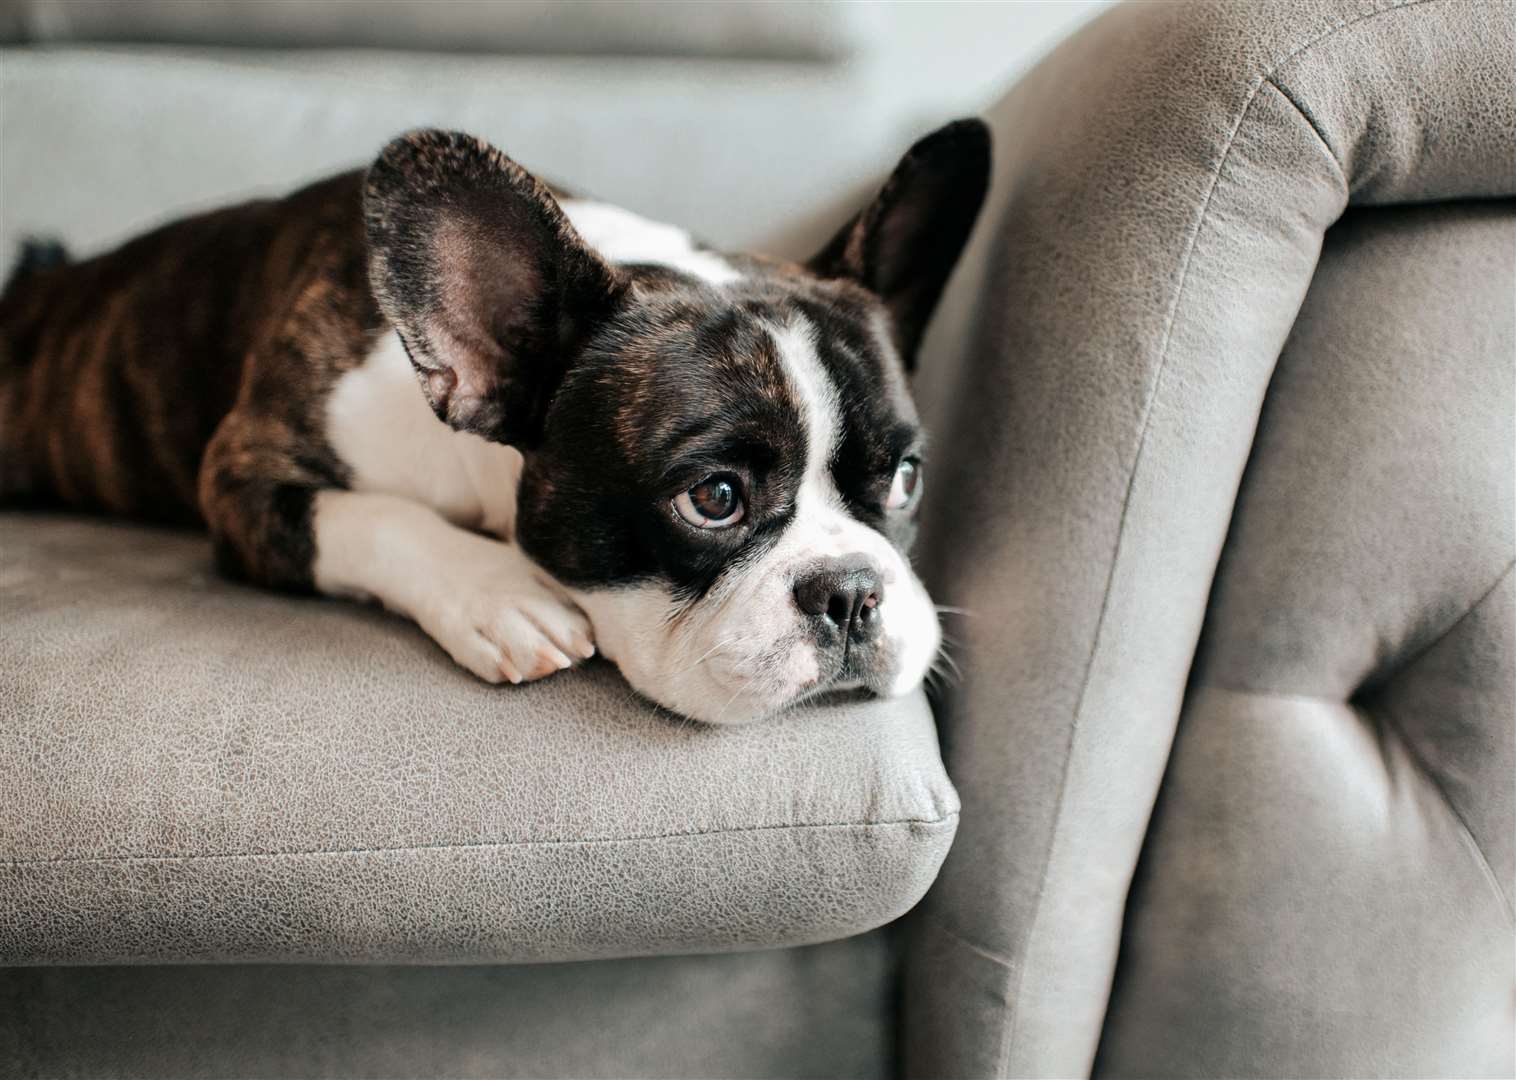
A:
[1201, 540, 1513, 710]
[1367, 560, 1516, 925]
[923, 909, 1015, 970]
[1379, 703, 1515, 926]
[1174, 680, 1512, 924]
[1361, 558, 1515, 700]
[995, 2, 1444, 1074]
[0, 812, 959, 868]
[1263, 76, 1349, 189]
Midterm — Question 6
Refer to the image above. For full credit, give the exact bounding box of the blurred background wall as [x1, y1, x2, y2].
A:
[1, 1, 1111, 263]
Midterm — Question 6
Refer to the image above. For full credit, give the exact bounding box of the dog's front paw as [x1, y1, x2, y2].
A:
[419, 548, 596, 685]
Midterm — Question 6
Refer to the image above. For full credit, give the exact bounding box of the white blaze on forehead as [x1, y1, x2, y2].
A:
[559, 199, 741, 287]
[767, 314, 943, 699]
[769, 316, 841, 487]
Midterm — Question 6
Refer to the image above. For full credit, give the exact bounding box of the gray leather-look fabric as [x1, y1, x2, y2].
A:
[1095, 202, 1514, 1079]
[908, 1, 1515, 1076]
[0, 515, 957, 965]
[0, 932, 896, 1079]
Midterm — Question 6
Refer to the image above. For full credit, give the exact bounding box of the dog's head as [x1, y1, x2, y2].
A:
[365, 123, 990, 723]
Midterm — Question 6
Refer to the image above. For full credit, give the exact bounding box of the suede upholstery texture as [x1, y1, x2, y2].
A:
[909, 0, 1515, 1076]
[2, 1, 1514, 1077]
[0, 516, 957, 966]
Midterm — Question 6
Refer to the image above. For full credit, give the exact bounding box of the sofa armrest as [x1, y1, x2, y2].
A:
[906, 1, 1515, 1075]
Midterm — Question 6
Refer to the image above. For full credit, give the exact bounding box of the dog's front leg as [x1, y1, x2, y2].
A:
[311, 490, 596, 683]
[199, 410, 591, 685]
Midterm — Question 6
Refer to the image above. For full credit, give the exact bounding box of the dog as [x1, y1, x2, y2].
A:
[0, 120, 990, 724]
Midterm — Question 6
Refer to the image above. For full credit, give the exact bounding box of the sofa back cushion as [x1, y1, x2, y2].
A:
[1095, 200, 1515, 1078]
[1, 0, 875, 60]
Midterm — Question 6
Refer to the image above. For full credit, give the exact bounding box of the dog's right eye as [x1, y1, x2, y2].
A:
[672, 474, 746, 529]
[886, 456, 923, 511]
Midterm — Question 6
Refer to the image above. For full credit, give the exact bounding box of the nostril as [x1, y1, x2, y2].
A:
[793, 575, 832, 619]
[793, 559, 885, 638]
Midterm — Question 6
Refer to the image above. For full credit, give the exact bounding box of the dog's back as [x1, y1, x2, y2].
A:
[0, 170, 367, 524]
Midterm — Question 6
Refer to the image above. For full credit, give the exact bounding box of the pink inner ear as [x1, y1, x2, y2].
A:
[432, 213, 544, 388]
[432, 312, 510, 400]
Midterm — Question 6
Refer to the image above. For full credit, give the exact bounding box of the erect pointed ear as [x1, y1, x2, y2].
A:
[807, 118, 991, 367]
[364, 130, 623, 448]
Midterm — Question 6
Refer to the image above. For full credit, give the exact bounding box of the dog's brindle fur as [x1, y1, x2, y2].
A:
[1, 170, 372, 586]
[1, 124, 989, 721]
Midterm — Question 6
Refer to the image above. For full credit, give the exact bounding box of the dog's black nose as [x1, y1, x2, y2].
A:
[793, 559, 884, 644]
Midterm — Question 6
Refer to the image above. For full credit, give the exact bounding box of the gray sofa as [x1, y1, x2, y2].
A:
[2, 2, 1512, 1077]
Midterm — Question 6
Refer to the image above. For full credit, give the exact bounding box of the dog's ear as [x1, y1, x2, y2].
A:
[808, 119, 991, 368]
[365, 130, 623, 448]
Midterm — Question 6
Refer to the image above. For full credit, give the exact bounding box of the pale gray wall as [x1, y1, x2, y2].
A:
[0, 2, 1115, 265]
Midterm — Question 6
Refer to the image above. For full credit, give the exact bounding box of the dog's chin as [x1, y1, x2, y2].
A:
[610, 642, 834, 727]
[667, 657, 932, 726]
[587, 616, 935, 727]
[566, 575, 942, 726]
[639, 667, 873, 728]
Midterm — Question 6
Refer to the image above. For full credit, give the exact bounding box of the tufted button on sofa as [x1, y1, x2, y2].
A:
[1095, 201, 1515, 1078]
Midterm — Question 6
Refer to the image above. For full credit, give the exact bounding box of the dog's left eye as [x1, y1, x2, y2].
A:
[886, 457, 923, 511]
[673, 473, 746, 529]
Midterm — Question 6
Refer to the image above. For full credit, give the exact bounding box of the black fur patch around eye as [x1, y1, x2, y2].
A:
[515, 276, 807, 595]
[514, 263, 924, 599]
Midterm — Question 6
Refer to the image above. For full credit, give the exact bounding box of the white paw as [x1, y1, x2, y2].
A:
[418, 544, 596, 685]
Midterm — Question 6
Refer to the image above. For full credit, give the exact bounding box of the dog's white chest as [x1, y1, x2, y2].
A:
[325, 333, 522, 537]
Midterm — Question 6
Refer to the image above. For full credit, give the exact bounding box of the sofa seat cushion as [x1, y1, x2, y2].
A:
[0, 514, 957, 965]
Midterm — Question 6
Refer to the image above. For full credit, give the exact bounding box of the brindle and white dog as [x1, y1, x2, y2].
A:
[0, 121, 990, 724]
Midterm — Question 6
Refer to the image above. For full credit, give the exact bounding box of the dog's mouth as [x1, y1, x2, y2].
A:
[728, 643, 897, 718]
[712, 674, 876, 726]
[566, 536, 937, 724]
[787, 680, 875, 713]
